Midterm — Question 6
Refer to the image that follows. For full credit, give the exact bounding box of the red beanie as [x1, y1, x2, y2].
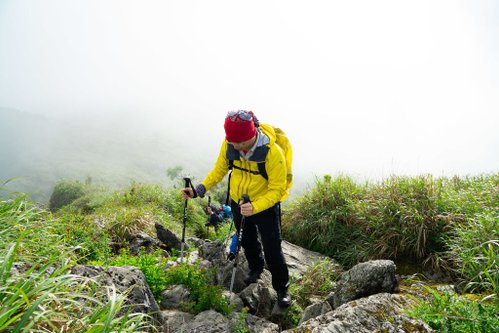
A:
[224, 113, 257, 143]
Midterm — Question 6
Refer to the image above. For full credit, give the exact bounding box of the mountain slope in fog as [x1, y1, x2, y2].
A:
[0, 108, 213, 202]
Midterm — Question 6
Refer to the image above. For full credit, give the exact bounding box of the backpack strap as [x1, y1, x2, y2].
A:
[227, 143, 269, 179]
[228, 160, 266, 177]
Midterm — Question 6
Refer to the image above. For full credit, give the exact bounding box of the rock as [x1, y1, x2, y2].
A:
[299, 301, 332, 325]
[282, 240, 341, 276]
[198, 239, 226, 262]
[155, 223, 185, 251]
[70, 265, 164, 330]
[160, 285, 191, 309]
[216, 259, 249, 293]
[283, 293, 433, 333]
[177, 309, 231, 332]
[229, 311, 280, 333]
[327, 259, 398, 309]
[10, 262, 33, 276]
[127, 231, 163, 255]
[222, 290, 245, 312]
[239, 281, 277, 319]
[162, 310, 194, 333]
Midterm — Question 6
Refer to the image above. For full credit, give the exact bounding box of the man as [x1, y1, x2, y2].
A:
[181, 110, 291, 307]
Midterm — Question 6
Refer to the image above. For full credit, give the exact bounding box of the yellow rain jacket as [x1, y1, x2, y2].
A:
[200, 124, 288, 214]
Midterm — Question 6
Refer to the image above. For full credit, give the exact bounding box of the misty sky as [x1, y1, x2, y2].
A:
[1, 0, 498, 184]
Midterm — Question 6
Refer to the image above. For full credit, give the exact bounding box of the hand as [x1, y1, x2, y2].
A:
[239, 202, 253, 217]
[181, 188, 194, 200]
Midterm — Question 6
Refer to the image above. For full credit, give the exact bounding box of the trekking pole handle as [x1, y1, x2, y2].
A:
[241, 194, 250, 204]
[183, 177, 198, 198]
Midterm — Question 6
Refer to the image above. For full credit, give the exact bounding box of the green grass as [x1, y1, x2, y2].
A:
[289, 258, 341, 308]
[408, 288, 499, 333]
[283, 173, 499, 298]
[162, 262, 233, 315]
[0, 197, 153, 332]
[3, 174, 498, 331]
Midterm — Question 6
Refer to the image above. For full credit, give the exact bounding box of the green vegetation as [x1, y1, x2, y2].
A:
[289, 258, 341, 307]
[49, 179, 87, 212]
[163, 262, 232, 315]
[408, 288, 499, 333]
[283, 174, 498, 294]
[0, 196, 151, 332]
[2, 173, 497, 332]
[283, 173, 498, 332]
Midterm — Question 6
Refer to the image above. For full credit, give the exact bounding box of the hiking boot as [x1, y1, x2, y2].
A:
[277, 288, 291, 308]
[244, 270, 263, 285]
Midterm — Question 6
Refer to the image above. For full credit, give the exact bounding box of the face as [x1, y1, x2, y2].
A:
[229, 136, 256, 151]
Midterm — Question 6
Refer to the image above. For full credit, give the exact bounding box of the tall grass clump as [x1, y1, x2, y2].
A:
[283, 175, 371, 266]
[283, 172, 499, 287]
[356, 175, 444, 261]
[444, 212, 498, 295]
[0, 193, 153, 332]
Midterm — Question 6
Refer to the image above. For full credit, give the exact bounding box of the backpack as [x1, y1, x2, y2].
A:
[227, 124, 293, 201]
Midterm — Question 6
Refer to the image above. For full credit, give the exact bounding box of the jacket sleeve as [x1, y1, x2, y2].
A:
[251, 144, 287, 214]
[201, 140, 229, 191]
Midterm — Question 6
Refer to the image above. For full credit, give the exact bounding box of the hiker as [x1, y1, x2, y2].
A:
[204, 205, 224, 228]
[181, 110, 292, 307]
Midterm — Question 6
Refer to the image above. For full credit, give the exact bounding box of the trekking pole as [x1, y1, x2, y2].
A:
[206, 196, 211, 236]
[181, 177, 191, 262]
[230, 194, 250, 293]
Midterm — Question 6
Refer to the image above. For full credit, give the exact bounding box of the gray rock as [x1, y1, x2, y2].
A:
[229, 311, 280, 333]
[222, 290, 245, 312]
[282, 240, 341, 277]
[162, 310, 194, 333]
[327, 260, 398, 308]
[70, 265, 164, 330]
[199, 239, 226, 262]
[160, 285, 191, 309]
[217, 259, 249, 293]
[299, 301, 332, 325]
[177, 309, 230, 332]
[239, 281, 277, 319]
[155, 222, 185, 251]
[127, 231, 163, 255]
[283, 293, 433, 333]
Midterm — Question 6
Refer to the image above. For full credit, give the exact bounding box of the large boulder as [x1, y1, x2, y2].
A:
[327, 260, 398, 309]
[299, 301, 332, 325]
[70, 265, 164, 330]
[282, 240, 341, 276]
[177, 310, 231, 333]
[155, 222, 185, 251]
[228, 311, 280, 333]
[162, 310, 195, 333]
[160, 285, 191, 309]
[127, 231, 164, 255]
[239, 281, 277, 319]
[283, 293, 433, 333]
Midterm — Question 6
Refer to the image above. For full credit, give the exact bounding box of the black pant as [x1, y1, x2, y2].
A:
[231, 200, 289, 291]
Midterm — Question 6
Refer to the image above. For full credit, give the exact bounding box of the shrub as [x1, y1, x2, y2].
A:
[49, 179, 86, 212]
[164, 262, 232, 315]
